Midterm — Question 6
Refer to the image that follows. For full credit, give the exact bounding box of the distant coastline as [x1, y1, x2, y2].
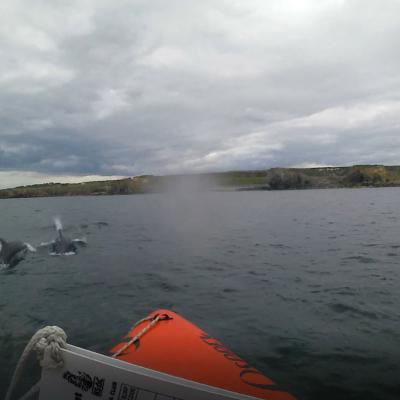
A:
[1, 165, 400, 199]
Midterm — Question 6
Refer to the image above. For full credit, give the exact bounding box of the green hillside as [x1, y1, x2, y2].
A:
[1, 165, 400, 198]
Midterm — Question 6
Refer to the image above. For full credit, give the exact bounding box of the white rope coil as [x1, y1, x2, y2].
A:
[34, 327, 67, 369]
[5, 326, 67, 400]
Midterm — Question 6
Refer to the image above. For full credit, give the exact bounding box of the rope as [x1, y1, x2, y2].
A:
[112, 314, 171, 358]
[5, 326, 67, 400]
[5, 314, 170, 399]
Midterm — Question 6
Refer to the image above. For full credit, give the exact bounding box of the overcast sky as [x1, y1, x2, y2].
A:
[1, 0, 400, 188]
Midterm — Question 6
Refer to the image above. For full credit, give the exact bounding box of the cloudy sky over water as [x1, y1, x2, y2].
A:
[1, 0, 400, 188]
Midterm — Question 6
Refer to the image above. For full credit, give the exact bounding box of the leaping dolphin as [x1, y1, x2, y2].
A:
[0, 238, 36, 268]
[39, 218, 87, 256]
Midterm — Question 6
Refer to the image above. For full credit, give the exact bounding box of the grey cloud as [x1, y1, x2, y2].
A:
[1, 0, 400, 187]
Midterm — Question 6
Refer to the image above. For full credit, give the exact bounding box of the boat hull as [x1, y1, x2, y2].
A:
[110, 309, 296, 400]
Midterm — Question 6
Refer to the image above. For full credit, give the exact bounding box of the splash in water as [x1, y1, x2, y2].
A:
[38, 218, 87, 256]
[54, 217, 63, 231]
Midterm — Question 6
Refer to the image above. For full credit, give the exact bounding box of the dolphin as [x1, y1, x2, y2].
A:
[0, 238, 36, 268]
[39, 218, 87, 256]
[50, 229, 78, 255]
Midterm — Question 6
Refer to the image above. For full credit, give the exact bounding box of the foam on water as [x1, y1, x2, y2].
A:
[49, 251, 76, 256]
[24, 243, 36, 252]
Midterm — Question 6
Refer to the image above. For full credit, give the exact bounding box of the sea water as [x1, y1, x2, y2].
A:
[0, 189, 399, 400]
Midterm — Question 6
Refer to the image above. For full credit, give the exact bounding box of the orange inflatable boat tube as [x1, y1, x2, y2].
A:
[110, 309, 296, 400]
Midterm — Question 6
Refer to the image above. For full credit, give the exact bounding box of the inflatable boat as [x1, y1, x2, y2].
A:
[7, 309, 297, 400]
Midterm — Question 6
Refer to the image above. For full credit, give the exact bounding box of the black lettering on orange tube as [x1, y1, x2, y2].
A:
[239, 369, 277, 390]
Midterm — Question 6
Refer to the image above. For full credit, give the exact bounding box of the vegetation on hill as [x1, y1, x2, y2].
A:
[1, 165, 400, 199]
[0, 177, 148, 198]
[214, 165, 400, 190]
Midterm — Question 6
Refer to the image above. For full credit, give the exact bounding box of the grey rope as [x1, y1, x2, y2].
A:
[112, 314, 169, 358]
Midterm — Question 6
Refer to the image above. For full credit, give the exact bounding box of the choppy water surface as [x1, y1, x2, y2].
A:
[1, 189, 400, 399]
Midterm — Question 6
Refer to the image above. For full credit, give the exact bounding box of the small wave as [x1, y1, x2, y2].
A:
[94, 221, 109, 228]
[158, 281, 180, 292]
[329, 303, 379, 319]
[326, 248, 341, 252]
[222, 288, 238, 293]
[342, 256, 377, 264]
[316, 287, 357, 296]
[269, 243, 291, 249]
[248, 270, 267, 276]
